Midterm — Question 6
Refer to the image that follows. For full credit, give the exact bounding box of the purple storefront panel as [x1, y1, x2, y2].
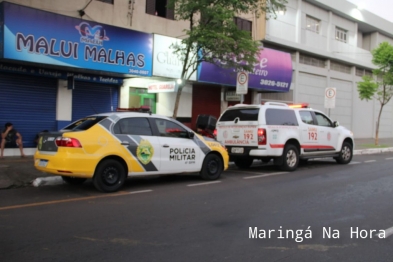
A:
[197, 48, 292, 92]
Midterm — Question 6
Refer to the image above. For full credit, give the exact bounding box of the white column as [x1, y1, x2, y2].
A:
[56, 79, 72, 129]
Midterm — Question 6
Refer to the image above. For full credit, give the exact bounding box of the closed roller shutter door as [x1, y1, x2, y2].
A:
[0, 73, 57, 147]
[72, 81, 119, 121]
[191, 84, 221, 130]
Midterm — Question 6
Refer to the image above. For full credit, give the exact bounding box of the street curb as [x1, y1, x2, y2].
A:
[354, 147, 393, 155]
[32, 176, 65, 187]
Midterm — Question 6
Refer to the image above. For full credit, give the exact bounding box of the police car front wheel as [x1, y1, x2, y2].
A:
[200, 154, 223, 180]
[93, 159, 126, 193]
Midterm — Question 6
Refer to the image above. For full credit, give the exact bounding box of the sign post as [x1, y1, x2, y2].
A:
[324, 87, 336, 117]
[236, 71, 248, 103]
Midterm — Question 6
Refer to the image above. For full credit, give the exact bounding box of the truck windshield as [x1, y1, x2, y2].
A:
[219, 109, 259, 121]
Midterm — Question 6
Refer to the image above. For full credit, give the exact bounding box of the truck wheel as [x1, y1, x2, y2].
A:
[336, 142, 353, 164]
[234, 158, 254, 169]
[200, 154, 223, 180]
[62, 176, 86, 185]
[280, 144, 299, 171]
[93, 159, 126, 193]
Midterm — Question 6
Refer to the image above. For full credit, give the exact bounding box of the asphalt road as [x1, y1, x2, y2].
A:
[1, 153, 393, 262]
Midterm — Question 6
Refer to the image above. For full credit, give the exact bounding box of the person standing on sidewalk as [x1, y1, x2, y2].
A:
[1, 122, 26, 158]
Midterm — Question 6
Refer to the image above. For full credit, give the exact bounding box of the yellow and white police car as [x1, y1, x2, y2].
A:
[34, 112, 229, 192]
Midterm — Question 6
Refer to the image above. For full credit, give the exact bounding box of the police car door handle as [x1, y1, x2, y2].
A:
[163, 144, 170, 148]
[121, 142, 130, 145]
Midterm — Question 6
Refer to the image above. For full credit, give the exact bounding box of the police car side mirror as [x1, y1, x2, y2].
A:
[188, 131, 195, 139]
[333, 121, 339, 127]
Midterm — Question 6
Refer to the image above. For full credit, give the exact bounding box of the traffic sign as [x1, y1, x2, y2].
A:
[324, 87, 336, 108]
[236, 71, 248, 95]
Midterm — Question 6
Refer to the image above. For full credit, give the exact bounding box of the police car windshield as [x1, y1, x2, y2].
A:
[63, 116, 108, 131]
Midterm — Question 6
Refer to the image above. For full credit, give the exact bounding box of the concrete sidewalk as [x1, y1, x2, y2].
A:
[1, 137, 393, 189]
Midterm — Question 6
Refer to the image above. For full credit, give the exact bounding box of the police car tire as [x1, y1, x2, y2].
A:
[234, 158, 254, 169]
[93, 159, 126, 193]
[200, 154, 223, 180]
[62, 176, 87, 185]
[336, 142, 353, 164]
[280, 144, 299, 171]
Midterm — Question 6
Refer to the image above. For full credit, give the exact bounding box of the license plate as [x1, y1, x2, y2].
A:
[38, 160, 48, 167]
[231, 147, 244, 154]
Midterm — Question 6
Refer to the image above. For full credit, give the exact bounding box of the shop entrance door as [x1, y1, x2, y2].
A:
[129, 88, 156, 113]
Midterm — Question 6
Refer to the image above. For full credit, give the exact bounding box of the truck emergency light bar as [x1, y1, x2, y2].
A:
[288, 103, 309, 108]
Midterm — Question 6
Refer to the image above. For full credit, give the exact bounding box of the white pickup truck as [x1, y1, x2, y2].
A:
[215, 102, 354, 171]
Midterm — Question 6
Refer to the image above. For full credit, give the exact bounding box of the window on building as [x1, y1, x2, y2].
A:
[146, 0, 174, 20]
[356, 68, 373, 77]
[335, 27, 347, 43]
[299, 54, 326, 68]
[306, 15, 320, 34]
[331, 61, 351, 74]
[96, 0, 114, 4]
[234, 17, 252, 36]
[365, 70, 373, 77]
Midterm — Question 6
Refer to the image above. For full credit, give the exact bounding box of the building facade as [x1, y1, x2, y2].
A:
[0, 0, 291, 154]
[263, 0, 393, 138]
[1, 0, 391, 157]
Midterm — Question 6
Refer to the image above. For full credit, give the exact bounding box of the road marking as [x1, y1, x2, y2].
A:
[230, 170, 268, 175]
[386, 157, 393, 160]
[0, 189, 153, 211]
[187, 181, 221, 187]
[243, 172, 288, 180]
[349, 161, 361, 165]
[376, 226, 393, 238]
[364, 160, 376, 163]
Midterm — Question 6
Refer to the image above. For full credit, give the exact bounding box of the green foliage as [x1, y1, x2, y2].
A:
[357, 41, 393, 145]
[167, 0, 287, 118]
[357, 41, 393, 105]
[357, 75, 378, 101]
[167, 0, 288, 80]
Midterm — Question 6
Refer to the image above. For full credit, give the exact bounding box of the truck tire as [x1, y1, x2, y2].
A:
[280, 144, 299, 171]
[335, 142, 353, 164]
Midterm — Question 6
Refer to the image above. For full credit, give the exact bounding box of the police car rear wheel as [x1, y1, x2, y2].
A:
[336, 142, 352, 164]
[200, 154, 223, 180]
[280, 144, 299, 171]
[62, 176, 87, 185]
[93, 159, 126, 193]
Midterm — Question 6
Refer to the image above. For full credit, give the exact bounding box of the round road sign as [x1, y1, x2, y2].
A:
[237, 72, 248, 85]
[325, 88, 336, 99]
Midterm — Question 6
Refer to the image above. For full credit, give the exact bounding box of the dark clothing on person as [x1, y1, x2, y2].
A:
[2, 128, 18, 143]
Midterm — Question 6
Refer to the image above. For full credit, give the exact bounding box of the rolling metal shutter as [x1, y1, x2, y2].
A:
[191, 84, 221, 130]
[72, 81, 119, 121]
[0, 73, 57, 148]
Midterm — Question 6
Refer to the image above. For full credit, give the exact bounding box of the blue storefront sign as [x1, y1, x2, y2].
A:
[0, 2, 153, 77]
